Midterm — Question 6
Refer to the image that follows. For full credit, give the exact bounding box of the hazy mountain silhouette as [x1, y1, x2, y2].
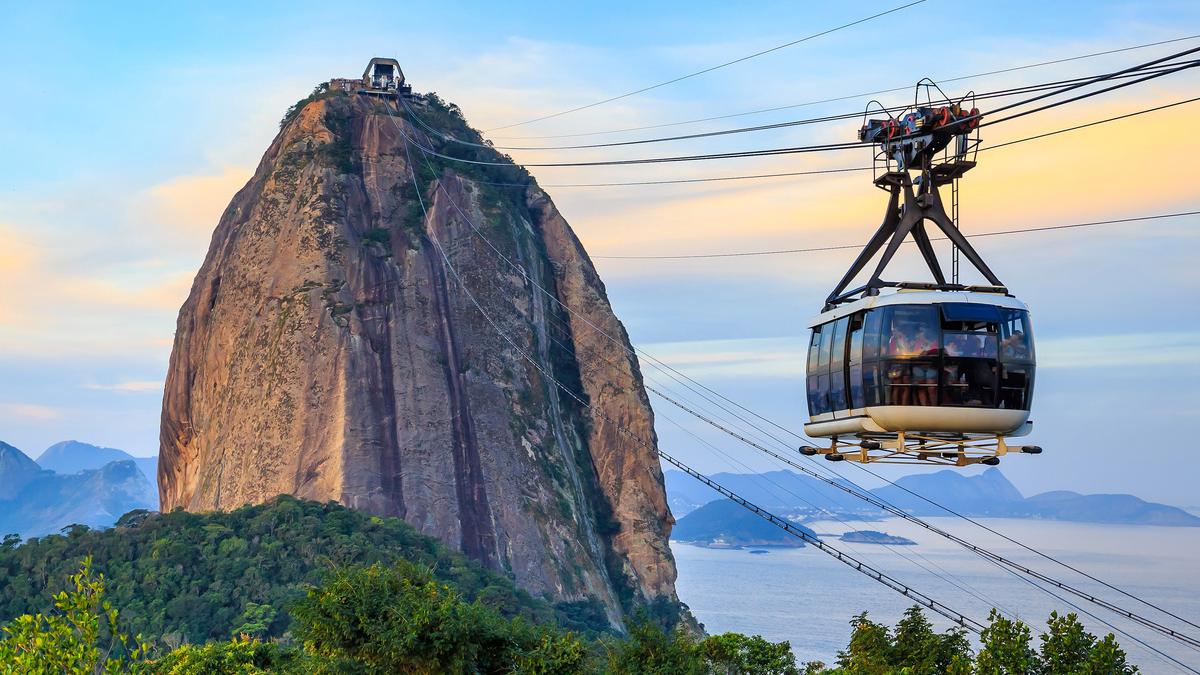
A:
[666, 468, 1200, 526]
[0, 440, 159, 538]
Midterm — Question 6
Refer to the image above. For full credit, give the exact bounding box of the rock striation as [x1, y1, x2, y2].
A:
[159, 85, 680, 624]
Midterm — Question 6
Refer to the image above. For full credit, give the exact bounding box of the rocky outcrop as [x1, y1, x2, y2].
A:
[159, 86, 680, 623]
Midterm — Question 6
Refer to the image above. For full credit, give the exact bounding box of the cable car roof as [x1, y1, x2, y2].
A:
[807, 289, 1029, 327]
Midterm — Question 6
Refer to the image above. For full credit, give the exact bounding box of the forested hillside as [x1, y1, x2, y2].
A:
[0, 496, 621, 644]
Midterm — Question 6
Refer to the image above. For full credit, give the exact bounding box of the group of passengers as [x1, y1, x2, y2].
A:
[881, 322, 1027, 406]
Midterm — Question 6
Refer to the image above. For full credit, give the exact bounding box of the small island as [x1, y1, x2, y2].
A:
[839, 530, 916, 545]
[672, 499, 814, 548]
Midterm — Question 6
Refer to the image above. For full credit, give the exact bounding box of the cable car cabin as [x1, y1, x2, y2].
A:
[803, 291, 1039, 464]
[361, 57, 409, 96]
[801, 80, 1041, 466]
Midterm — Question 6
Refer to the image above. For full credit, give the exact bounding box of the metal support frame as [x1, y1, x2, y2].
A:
[824, 167, 1004, 309]
[805, 432, 1040, 466]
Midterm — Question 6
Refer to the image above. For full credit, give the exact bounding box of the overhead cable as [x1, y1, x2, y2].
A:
[591, 210, 1200, 260]
[405, 50, 1200, 169]
[483, 0, 928, 131]
[490, 34, 1200, 140]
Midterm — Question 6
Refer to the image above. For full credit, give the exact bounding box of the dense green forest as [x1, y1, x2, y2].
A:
[0, 556, 1138, 673]
[0, 496, 1140, 673]
[0, 496, 613, 643]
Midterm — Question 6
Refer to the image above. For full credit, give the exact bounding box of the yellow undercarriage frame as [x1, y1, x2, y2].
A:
[800, 432, 1042, 466]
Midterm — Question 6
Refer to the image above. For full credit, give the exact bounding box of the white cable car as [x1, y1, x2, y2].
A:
[802, 82, 1042, 466]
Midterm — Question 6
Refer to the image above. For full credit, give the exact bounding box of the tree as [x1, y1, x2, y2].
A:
[510, 629, 595, 675]
[835, 612, 893, 674]
[976, 609, 1038, 675]
[604, 615, 706, 675]
[701, 632, 800, 674]
[891, 605, 972, 674]
[1039, 611, 1137, 675]
[230, 603, 276, 640]
[0, 557, 149, 674]
[146, 638, 298, 675]
[1087, 633, 1138, 674]
[291, 560, 523, 674]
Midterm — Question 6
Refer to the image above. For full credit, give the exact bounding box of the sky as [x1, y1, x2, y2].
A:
[1, 1, 1198, 504]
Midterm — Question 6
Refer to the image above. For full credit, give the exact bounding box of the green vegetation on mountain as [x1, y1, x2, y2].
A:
[0, 547, 800, 674]
[0, 496, 614, 645]
[0, 555, 1140, 674]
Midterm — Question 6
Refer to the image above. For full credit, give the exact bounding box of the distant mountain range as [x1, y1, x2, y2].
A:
[665, 468, 1200, 527]
[37, 440, 158, 481]
[0, 440, 159, 538]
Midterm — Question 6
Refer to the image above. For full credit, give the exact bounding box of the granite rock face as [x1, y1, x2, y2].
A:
[159, 87, 679, 624]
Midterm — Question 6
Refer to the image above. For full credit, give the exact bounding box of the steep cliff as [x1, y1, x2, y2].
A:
[159, 83, 679, 624]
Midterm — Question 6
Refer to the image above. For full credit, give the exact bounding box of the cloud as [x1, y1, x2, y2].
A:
[141, 166, 251, 239]
[0, 403, 62, 420]
[0, 165, 247, 361]
[636, 337, 806, 380]
[82, 380, 164, 393]
[1037, 332, 1200, 369]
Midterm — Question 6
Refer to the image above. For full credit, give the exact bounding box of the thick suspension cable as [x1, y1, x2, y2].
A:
[490, 34, 1200, 140]
[384, 100, 1200, 651]
[483, 0, 927, 131]
[492, 92, 1200, 188]
[419, 64, 1193, 152]
[591, 210, 1200, 259]
[407, 48, 1200, 169]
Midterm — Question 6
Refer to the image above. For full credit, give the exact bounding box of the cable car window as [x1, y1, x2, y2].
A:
[808, 326, 824, 375]
[830, 365, 847, 410]
[829, 317, 849, 374]
[863, 364, 882, 407]
[944, 332, 998, 359]
[817, 374, 831, 414]
[999, 365, 1034, 410]
[847, 314, 865, 410]
[941, 303, 1002, 323]
[828, 317, 849, 410]
[807, 375, 822, 416]
[849, 364, 865, 409]
[848, 314, 865, 365]
[816, 321, 835, 369]
[882, 361, 935, 406]
[999, 309, 1034, 363]
[819, 321, 835, 372]
[863, 309, 882, 360]
[883, 305, 940, 358]
[941, 358, 997, 407]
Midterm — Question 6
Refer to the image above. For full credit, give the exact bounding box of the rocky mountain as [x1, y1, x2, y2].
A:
[0, 454, 155, 538]
[0, 442, 41, 501]
[37, 440, 158, 484]
[158, 84, 679, 625]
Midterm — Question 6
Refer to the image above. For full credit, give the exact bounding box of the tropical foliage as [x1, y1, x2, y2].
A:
[0, 496, 603, 644]
[0, 497, 1140, 674]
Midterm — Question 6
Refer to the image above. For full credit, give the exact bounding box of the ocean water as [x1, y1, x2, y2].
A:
[673, 517, 1200, 671]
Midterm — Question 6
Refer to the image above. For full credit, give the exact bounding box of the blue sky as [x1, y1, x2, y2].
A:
[1, 1, 1198, 503]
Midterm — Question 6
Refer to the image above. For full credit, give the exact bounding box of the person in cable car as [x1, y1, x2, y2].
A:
[912, 324, 938, 405]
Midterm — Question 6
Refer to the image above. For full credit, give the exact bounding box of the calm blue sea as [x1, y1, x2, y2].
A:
[674, 517, 1200, 671]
